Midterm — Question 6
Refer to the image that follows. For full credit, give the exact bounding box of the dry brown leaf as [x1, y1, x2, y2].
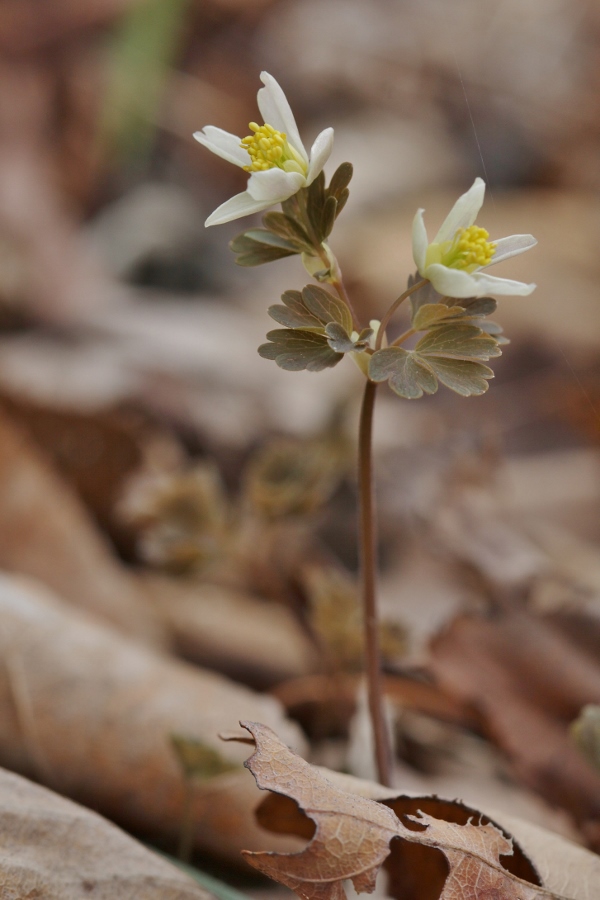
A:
[272, 672, 478, 739]
[0, 574, 305, 861]
[429, 610, 600, 837]
[144, 575, 318, 688]
[0, 407, 166, 645]
[227, 722, 600, 900]
[0, 765, 212, 899]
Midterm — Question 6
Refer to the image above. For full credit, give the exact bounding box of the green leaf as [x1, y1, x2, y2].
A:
[230, 228, 300, 266]
[320, 196, 338, 239]
[424, 357, 494, 396]
[258, 329, 343, 372]
[268, 290, 325, 329]
[234, 247, 297, 266]
[408, 277, 497, 322]
[307, 172, 326, 236]
[415, 324, 501, 360]
[301, 285, 353, 334]
[231, 229, 297, 251]
[327, 162, 353, 200]
[262, 212, 314, 252]
[281, 192, 304, 222]
[335, 188, 350, 218]
[412, 303, 468, 330]
[324, 323, 373, 353]
[369, 347, 438, 399]
[448, 295, 497, 317]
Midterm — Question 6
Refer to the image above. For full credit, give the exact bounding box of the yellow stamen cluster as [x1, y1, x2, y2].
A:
[241, 123, 286, 171]
[445, 225, 496, 271]
[240, 122, 306, 175]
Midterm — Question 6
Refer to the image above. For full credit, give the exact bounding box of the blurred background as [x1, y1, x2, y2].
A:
[1, 0, 600, 878]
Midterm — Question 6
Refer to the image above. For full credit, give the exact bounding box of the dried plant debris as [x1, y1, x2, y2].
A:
[303, 565, 406, 672]
[243, 436, 347, 520]
[0, 407, 166, 645]
[120, 463, 229, 573]
[0, 573, 305, 860]
[429, 611, 600, 841]
[144, 575, 318, 687]
[0, 766, 213, 900]
[225, 722, 600, 900]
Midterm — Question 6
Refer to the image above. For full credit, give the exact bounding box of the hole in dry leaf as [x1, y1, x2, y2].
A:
[255, 792, 317, 841]
[382, 797, 542, 888]
[386, 836, 449, 900]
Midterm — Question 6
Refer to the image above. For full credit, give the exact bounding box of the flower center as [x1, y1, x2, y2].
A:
[440, 225, 496, 271]
[241, 123, 307, 175]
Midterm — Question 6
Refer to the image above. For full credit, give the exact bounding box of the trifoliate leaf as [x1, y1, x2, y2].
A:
[412, 303, 468, 330]
[258, 329, 343, 372]
[447, 295, 497, 317]
[415, 324, 501, 360]
[229, 228, 299, 266]
[369, 347, 438, 399]
[324, 323, 373, 353]
[301, 285, 353, 334]
[424, 357, 494, 396]
[307, 172, 326, 237]
[370, 320, 500, 399]
[478, 320, 503, 335]
[268, 290, 325, 329]
[280, 192, 304, 223]
[262, 212, 314, 253]
[334, 188, 350, 218]
[320, 196, 338, 239]
[408, 275, 497, 321]
[327, 163, 353, 201]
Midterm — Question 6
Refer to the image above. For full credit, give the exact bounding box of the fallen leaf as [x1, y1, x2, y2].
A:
[0, 765, 212, 899]
[0, 407, 166, 645]
[429, 610, 600, 836]
[226, 721, 600, 900]
[145, 575, 318, 688]
[0, 573, 305, 862]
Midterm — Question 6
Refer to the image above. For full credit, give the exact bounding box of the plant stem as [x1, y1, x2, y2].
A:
[316, 243, 360, 330]
[375, 279, 428, 351]
[390, 327, 416, 347]
[331, 273, 360, 330]
[358, 378, 392, 786]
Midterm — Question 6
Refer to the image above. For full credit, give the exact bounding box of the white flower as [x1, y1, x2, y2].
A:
[194, 72, 334, 227]
[412, 177, 537, 298]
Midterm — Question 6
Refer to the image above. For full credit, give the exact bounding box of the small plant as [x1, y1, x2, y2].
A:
[195, 71, 537, 787]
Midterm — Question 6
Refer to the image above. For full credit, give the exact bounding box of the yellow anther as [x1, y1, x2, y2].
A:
[240, 122, 307, 175]
[439, 225, 496, 272]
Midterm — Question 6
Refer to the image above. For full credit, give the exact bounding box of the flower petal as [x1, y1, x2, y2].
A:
[412, 209, 429, 272]
[467, 271, 537, 296]
[257, 72, 308, 164]
[433, 177, 486, 244]
[425, 263, 535, 297]
[247, 168, 305, 202]
[205, 190, 275, 227]
[193, 126, 249, 168]
[424, 263, 482, 298]
[487, 234, 537, 266]
[306, 128, 334, 185]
